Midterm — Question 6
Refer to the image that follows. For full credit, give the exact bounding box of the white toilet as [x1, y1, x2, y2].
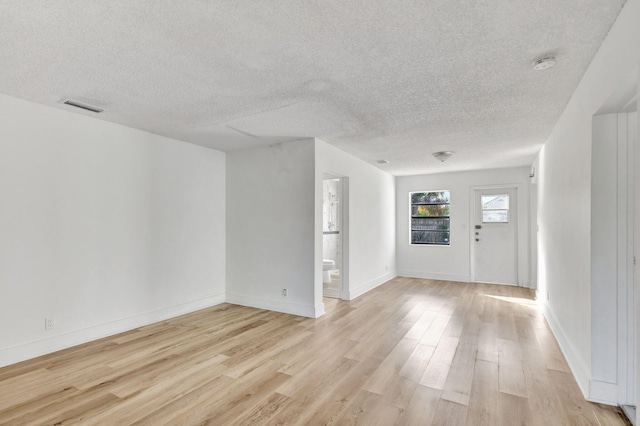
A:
[323, 259, 335, 284]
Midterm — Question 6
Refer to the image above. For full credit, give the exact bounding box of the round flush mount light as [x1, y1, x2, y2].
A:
[532, 56, 556, 71]
[432, 151, 454, 162]
[376, 159, 389, 164]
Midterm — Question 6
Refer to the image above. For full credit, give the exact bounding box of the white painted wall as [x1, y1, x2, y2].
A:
[0, 94, 226, 367]
[226, 139, 318, 317]
[396, 167, 531, 285]
[535, 0, 640, 402]
[590, 114, 622, 397]
[315, 140, 396, 302]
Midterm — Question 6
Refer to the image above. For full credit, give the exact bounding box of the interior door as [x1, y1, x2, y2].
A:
[473, 188, 518, 285]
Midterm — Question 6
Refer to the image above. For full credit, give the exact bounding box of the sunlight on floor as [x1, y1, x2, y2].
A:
[483, 294, 537, 306]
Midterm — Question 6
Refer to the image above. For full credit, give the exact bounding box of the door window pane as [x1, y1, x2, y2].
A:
[483, 210, 509, 223]
[482, 194, 509, 223]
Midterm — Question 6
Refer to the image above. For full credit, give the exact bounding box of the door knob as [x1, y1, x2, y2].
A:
[475, 238, 479, 242]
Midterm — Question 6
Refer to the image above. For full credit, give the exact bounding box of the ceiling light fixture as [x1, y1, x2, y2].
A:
[376, 159, 389, 164]
[532, 56, 556, 71]
[432, 151, 454, 162]
[59, 99, 104, 113]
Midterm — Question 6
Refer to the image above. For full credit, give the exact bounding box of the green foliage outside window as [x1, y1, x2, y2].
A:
[410, 190, 451, 245]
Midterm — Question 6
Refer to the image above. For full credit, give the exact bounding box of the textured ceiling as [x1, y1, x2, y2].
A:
[0, 1, 628, 175]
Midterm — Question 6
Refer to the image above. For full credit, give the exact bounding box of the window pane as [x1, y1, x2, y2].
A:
[411, 191, 450, 204]
[426, 191, 450, 203]
[411, 192, 427, 204]
[411, 231, 450, 244]
[410, 190, 451, 245]
[411, 217, 450, 230]
[412, 204, 450, 217]
[482, 194, 509, 210]
[483, 210, 509, 223]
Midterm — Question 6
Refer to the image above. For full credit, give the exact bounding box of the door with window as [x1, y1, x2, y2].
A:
[472, 188, 518, 285]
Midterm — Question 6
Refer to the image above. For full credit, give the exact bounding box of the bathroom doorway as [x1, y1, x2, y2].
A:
[322, 175, 344, 299]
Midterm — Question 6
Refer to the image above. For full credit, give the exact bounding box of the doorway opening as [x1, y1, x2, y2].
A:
[322, 175, 344, 299]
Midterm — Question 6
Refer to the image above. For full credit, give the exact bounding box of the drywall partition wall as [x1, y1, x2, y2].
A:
[315, 140, 396, 301]
[0, 93, 226, 367]
[226, 139, 317, 317]
[535, 0, 639, 402]
[396, 167, 531, 285]
[590, 113, 629, 403]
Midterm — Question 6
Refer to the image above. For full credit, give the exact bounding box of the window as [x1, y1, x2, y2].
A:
[410, 191, 450, 245]
[481, 194, 509, 223]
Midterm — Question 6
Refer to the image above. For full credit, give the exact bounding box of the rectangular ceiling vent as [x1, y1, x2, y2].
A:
[60, 99, 104, 113]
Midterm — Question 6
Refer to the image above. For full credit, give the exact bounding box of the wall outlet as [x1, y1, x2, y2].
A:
[282, 289, 287, 297]
[45, 317, 54, 330]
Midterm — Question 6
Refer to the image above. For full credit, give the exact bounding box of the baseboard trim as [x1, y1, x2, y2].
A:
[540, 300, 591, 399]
[0, 293, 226, 368]
[314, 302, 326, 318]
[397, 270, 471, 282]
[225, 292, 316, 318]
[348, 272, 396, 300]
[588, 380, 618, 405]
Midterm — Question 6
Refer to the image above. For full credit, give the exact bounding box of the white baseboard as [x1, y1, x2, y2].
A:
[225, 292, 316, 318]
[397, 270, 471, 282]
[314, 302, 326, 318]
[348, 272, 396, 300]
[0, 293, 226, 368]
[540, 300, 590, 399]
[588, 380, 618, 405]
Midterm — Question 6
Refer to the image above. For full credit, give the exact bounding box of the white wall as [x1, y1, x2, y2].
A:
[226, 139, 318, 317]
[0, 94, 226, 367]
[535, 0, 639, 402]
[590, 114, 623, 397]
[315, 140, 396, 302]
[396, 167, 531, 285]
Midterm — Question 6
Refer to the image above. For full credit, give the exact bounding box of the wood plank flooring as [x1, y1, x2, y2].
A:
[0, 277, 631, 425]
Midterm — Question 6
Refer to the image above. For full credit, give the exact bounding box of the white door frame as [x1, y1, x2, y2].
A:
[339, 177, 350, 301]
[616, 110, 637, 408]
[470, 183, 526, 286]
[591, 108, 636, 411]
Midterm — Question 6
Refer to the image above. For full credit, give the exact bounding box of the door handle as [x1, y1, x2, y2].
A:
[475, 238, 479, 242]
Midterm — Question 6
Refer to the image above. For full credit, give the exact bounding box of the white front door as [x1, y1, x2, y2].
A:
[472, 188, 518, 285]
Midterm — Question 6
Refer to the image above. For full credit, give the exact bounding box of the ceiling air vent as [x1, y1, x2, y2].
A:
[59, 99, 104, 113]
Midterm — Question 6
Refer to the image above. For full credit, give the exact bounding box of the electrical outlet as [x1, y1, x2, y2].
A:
[282, 289, 287, 297]
[45, 317, 54, 330]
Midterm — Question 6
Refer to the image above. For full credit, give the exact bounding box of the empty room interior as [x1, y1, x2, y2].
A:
[1, 1, 639, 425]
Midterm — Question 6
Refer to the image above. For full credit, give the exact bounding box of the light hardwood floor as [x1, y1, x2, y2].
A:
[0, 278, 630, 425]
